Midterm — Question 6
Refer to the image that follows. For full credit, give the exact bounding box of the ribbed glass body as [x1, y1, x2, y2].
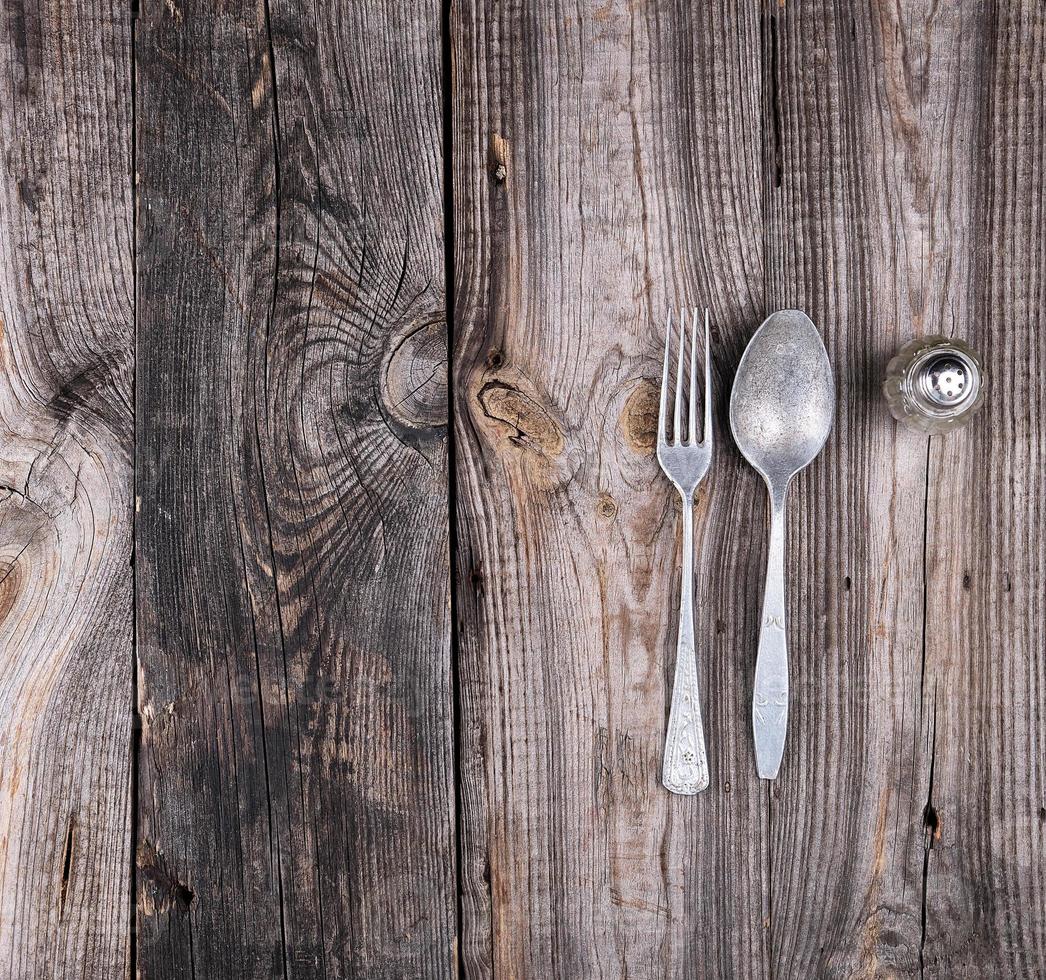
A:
[883, 336, 985, 434]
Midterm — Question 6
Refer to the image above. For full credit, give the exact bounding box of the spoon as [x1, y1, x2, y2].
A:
[729, 310, 834, 779]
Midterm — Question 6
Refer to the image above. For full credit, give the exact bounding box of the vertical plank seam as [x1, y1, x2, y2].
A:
[766, 9, 782, 190]
[441, 0, 466, 975]
[918, 438, 932, 703]
[129, 0, 141, 975]
[918, 434, 935, 978]
[257, 1, 291, 974]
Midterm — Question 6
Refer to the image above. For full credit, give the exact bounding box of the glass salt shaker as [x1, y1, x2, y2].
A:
[883, 336, 986, 434]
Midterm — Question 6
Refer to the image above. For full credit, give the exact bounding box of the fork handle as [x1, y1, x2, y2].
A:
[662, 495, 709, 794]
[752, 490, 789, 779]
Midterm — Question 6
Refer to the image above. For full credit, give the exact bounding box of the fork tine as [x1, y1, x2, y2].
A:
[658, 310, 671, 442]
[674, 307, 685, 443]
[688, 308, 698, 444]
[703, 308, 712, 446]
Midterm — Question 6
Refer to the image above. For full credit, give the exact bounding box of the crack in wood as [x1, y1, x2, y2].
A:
[58, 815, 76, 921]
[919, 694, 938, 977]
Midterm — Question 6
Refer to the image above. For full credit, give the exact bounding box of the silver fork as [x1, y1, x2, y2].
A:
[657, 308, 712, 795]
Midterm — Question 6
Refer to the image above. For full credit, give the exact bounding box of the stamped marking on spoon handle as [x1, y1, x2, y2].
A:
[663, 495, 709, 795]
[753, 490, 789, 780]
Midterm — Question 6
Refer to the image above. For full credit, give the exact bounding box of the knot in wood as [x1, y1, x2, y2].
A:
[621, 379, 659, 453]
[137, 841, 195, 917]
[382, 313, 448, 431]
[476, 381, 564, 458]
[489, 133, 509, 183]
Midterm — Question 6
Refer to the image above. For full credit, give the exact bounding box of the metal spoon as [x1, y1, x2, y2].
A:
[729, 310, 834, 779]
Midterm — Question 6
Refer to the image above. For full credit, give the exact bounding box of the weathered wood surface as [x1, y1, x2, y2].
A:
[0, 1, 134, 977]
[451, 1, 770, 976]
[921, 6, 1046, 976]
[762, 2, 959, 974]
[454, 1, 1046, 978]
[0, 0, 1044, 977]
[134, 0, 454, 977]
[766, 4, 1046, 976]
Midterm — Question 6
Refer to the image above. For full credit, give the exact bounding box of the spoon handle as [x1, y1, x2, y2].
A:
[662, 494, 709, 794]
[753, 492, 789, 779]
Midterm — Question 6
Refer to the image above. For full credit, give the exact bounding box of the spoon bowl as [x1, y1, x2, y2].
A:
[730, 310, 834, 494]
[729, 309, 834, 779]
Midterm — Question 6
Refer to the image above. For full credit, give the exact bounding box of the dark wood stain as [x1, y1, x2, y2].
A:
[134, 0, 454, 977]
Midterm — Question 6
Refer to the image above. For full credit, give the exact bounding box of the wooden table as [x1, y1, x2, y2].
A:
[1, 1, 1042, 977]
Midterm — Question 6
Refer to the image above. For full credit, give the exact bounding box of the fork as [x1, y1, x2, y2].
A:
[657, 308, 712, 795]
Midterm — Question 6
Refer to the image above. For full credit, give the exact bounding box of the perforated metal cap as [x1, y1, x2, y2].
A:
[920, 355, 974, 408]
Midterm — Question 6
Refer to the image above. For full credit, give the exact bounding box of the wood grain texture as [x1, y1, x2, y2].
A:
[0, 1, 134, 977]
[456, 0, 1046, 977]
[762, 1, 963, 974]
[2, 1, 1044, 976]
[921, 5, 1046, 976]
[452, 1, 770, 976]
[766, 3, 1046, 976]
[134, 0, 454, 976]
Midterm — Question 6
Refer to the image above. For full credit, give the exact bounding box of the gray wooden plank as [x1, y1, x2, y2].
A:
[763, 1, 930, 973]
[765, 1, 992, 974]
[452, 1, 769, 975]
[0, 1, 134, 977]
[134, 1, 455, 976]
[921, 5, 1046, 976]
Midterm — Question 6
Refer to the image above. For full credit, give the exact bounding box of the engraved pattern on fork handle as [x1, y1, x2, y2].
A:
[663, 640, 709, 793]
[662, 496, 709, 794]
